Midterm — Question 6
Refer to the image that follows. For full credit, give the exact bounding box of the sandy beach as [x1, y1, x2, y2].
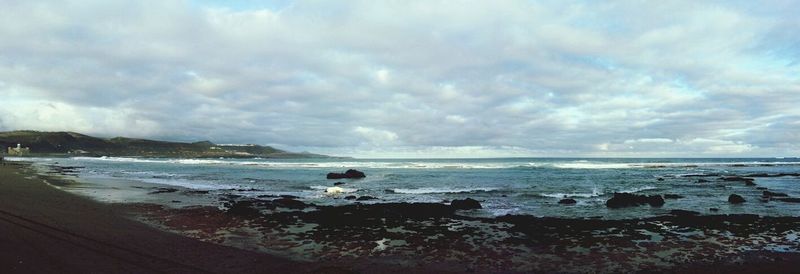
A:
[0, 162, 327, 274]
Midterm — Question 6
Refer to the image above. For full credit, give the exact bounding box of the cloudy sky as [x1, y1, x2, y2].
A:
[1, 1, 798, 158]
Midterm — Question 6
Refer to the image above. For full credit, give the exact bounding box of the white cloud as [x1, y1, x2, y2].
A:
[353, 126, 398, 145]
[0, 1, 798, 157]
[374, 68, 390, 84]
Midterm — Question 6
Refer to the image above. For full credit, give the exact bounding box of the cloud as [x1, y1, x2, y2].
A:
[353, 126, 398, 145]
[0, 1, 798, 157]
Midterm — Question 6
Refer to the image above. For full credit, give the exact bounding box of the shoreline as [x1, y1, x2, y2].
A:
[0, 162, 330, 273]
[3, 161, 800, 273]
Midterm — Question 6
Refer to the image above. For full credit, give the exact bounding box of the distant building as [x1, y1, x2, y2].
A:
[8, 143, 31, 155]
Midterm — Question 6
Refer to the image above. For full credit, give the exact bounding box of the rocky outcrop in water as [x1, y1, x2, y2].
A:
[451, 198, 482, 210]
[762, 191, 788, 198]
[606, 193, 665, 208]
[669, 209, 700, 216]
[327, 169, 366, 179]
[558, 198, 577, 205]
[149, 187, 179, 194]
[728, 194, 746, 204]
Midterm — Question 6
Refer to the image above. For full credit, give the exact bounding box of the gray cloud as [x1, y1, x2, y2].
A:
[1, 0, 798, 157]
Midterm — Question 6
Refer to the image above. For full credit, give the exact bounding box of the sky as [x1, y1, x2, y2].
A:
[0, 0, 799, 158]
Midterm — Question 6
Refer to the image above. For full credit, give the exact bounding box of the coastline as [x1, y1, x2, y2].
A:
[0, 162, 326, 273]
[3, 161, 800, 273]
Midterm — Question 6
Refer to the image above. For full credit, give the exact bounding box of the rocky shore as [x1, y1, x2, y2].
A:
[13, 162, 800, 273]
[125, 190, 800, 273]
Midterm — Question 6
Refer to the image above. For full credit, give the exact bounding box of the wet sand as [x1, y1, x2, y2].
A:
[0, 162, 324, 274]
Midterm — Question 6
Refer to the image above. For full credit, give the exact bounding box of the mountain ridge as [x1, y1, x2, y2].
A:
[0, 130, 329, 158]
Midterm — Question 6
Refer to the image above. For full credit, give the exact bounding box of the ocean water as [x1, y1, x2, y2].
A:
[15, 157, 800, 219]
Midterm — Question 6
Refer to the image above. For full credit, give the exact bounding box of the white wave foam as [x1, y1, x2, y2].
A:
[552, 160, 800, 169]
[390, 187, 499, 194]
[69, 157, 534, 169]
[4, 157, 60, 163]
[138, 178, 222, 190]
[67, 157, 800, 170]
[673, 173, 711, 177]
[81, 173, 223, 190]
[539, 187, 603, 198]
[619, 186, 658, 193]
[309, 185, 358, 193]
[552, 162, 635, 169]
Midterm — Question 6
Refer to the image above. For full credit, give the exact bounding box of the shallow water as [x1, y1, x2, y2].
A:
[13, 157, 800, 219]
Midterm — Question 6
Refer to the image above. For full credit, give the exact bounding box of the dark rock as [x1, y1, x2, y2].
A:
[149, 187, 179, 194]
[756, 187, 768, 190]
[605, 193, 665, 208]
[683, 173, 719, 177]
[656, 177, 664, 181]
[558, 198, 577, 205]
[225, 201, 260, 216]
[326, 169, 366, 179]
[670, 209, 700, 216]
[333, 182, 346, 186]
[451, 198, 482, 210]
[648, 195, 665, 207]
[763, 191, 789, 197]
[219, 194, 242, 200]
[696, 179, 710, 183]
[745, 180, 757, 186]
[344, 195, 357, 200]
[743, 173, 800, 177]
[663, 194, 684, 199]
[273, 198, 308, 209]
[774, 198, 800, 203]
[721, 176, 755, 183]
[279, 195, 300, 199]
[728, 194, 746, 204]
[745, 173, 770, 177]
[356, 196, 378, 201]
[235, 188, 259, 192]
[709, 208, 720, 212]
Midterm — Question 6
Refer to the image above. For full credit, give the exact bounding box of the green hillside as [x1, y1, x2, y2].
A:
[0, 130, 326, 158]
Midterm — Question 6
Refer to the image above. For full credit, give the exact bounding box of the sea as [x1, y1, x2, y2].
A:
[12, 157, 800, 219]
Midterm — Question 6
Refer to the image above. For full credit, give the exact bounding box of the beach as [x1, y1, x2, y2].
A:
[0, 162, 323, 274]
[3, 159, 800, 273]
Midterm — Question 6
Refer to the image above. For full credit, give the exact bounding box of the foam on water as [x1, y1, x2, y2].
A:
[309, 185, 358, 193]
[389, 187, 501, 194]
[552, 162, 635, 169]
[539, 186, 604, 198]
[619, 186, 658, 193]
[14, 156, 800, 219]
[59, 157, 800, 170]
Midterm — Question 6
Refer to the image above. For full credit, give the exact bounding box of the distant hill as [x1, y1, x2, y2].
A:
[0, 130, 329, 158]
